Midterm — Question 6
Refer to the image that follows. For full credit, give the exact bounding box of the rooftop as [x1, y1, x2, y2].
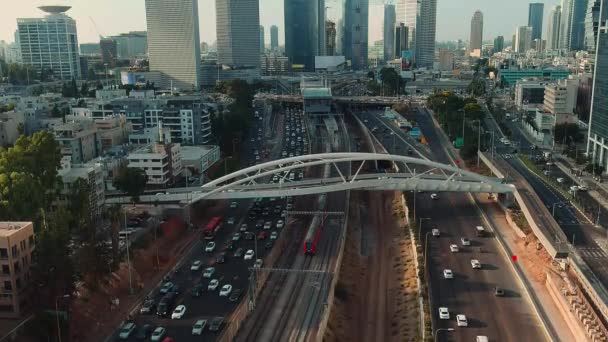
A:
[181, 145, 218, 160]
[0, 222, 33, 237]
[302, 88, 332, 99]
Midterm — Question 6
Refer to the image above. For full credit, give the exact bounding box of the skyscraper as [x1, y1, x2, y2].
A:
[395, 23, 408, 58]
[110, 31, 148, 59]
[285, 0, 321, 70]
[343, 0, 369, 69]
[145, 0, 201, 89]
[547, 5, 562, 50]
[561, 0, 590, 50]
[260, 26, 265, 53]
[493, 36, 505, 52]
[270, 25, 279, 51]
[17, 6, 81, 80]
[384, 4, 396, 62]
[470, 10, 484, 51]
[326, 21, 337, 56]
[216, 0, 260, 68]
[398, 0, 437, 68]
[318, 0, 326, 56]
[585, 0, 608, 51]
[515, 26, 533, 52]
[396, 0, 418, 51]
[528, 3, 545, 42]
[100, 38, 117, 66]
[586, 24, 608, 167]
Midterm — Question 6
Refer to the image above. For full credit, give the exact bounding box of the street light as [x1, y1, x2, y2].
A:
[55, 294, 70, 342]
[434, 328, 455, 342]
[424, 231, 431, 265]
[123, 206, 136, 294]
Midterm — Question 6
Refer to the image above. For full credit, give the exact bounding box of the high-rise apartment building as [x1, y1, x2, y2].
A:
[384, 4, 396, 62]
[493, 36, 505, 53]
[0, 222, 35, 318]
[326, 21, 337, 56]
[528, 3, 545, 42]
[395, 23, 408, 58]
[285, 0, 322, 70]
[343, 0, 369, 70]
[270, 25, 279, 51]
[585, 0, 608, 51]
[547, 5, 562, 50]
[515, 26, 533, 52]
[145, 0, 201, 89]
[560, 0, 590, 50]
[17, 6, 81, 80]
[587, 25, 608, 167]
[216, 0, 260, 68]
[100, 38, 117, 66]
[470, 10, 484, 51]
[437, 49, 454, 71]
[260, 26, 265, 53]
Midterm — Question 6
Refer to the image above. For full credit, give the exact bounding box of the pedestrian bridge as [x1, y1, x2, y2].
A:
[106, 153, 514, 204]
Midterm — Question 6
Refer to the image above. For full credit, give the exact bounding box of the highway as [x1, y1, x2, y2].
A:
[358, 108, 547, 341]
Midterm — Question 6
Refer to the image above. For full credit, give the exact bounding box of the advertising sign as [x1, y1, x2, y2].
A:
[401, 50, 414, 71]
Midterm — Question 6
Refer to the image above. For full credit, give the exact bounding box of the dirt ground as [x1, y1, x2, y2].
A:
[325, 191, 419, 342]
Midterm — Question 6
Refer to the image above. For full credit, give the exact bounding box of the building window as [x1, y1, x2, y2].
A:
[10, 246, 17, 258]
[3, 281, 11, 291]
[0, 249, 7, 259]
[13, 262, 19, 273]
[1, 265, 9, 276]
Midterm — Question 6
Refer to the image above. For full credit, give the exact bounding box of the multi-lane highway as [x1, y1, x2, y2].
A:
[358, 108, 547, 341]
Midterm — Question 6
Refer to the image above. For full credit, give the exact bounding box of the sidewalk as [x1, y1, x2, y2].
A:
[556, 154, 608, 209]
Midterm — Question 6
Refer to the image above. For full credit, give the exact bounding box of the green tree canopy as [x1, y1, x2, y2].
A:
[464, 103, 484, 120]
[554, 123, 583, 144]
[113, 167, 148, 202]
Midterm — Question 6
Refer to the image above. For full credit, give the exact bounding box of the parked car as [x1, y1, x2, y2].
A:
[219, 284, 233, 296]
[233, 248, 244, 257]
[470, 259, 482, 269]
[449, 244, 459, 253]
[134, 324, 152, 340]
[190, 260, 202, 271]
[456, 314, 468, 327]
[216, 253, 226, 264]
[244, 249, 255, 260]
[139, 298, 156, 314]
[432, 229, 440, 237]
[150, 327, 166, 341]
[208, 279, 219, 291]
[159, 282, 174, 294]
[430, 193, 439, 200]
[171, 305, 186, 319]
[229, 289, 242, 302]
[118, 322, 136, 339]
[192, 319, 207, 335]
[209, 317, 224, 332]
[205, 241, 216, 252]
[254, 259, 263, 268]
[203, 267, 216, 278]
[494, 286, 505, 297]
[190, 283, 204, 297]
[461, 237, 471, 246]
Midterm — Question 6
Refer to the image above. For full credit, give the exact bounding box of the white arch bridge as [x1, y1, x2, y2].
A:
[106, 153, 514, 204]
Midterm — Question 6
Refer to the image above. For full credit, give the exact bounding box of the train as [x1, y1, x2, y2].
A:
[303, 141, 332, 255]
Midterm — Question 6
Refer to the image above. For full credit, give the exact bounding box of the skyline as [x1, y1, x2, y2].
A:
[1, 0, 559, 46]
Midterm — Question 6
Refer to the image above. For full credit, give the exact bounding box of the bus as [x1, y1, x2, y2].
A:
[202, 216, 222, 240]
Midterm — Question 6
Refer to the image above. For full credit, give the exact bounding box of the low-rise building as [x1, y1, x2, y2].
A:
[93, 115, 132, 151]
[499, 68, 569, 87]
[53, 119, 102, 164]
[58, 159, 105, 218]
[127, 133, 182, 186]
[180, 145, 220, 176]
[129, 125, 171, 145]
[515, 79, 551, 110]
[0, 222, 35, 318]
[0, 111, 24, 146]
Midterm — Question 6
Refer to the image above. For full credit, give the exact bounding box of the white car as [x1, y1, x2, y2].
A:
[557, 177, 565, 183]
[118, 322, 136, 339]
[263, 221, 272, 230]
[151, 327, 166, 341]
[543, 170, 551, 176]
[457, 314, 468, 327]
[230, 201, 238, 208]
[450, 244, 459, 253]
[240, 223, 248, 232]
[208, 279, 219, 291]
[227, 217, 235, 225]
[443, 269, 454, 279]
[232, 233, 241, 241]
[171, 305, 186, 319]
[244, 249, 255, 260]
[203, 267, 215, 278]
[430, 193, 439, 200]
[432, 228, 440, 237]
[439, 307, 450, 320]
[219, 284, 233, 296]
[578, 185, 588, 191]
[276, 220, 284, 229]
[270, 231, 278, 240]
[190, 260, 202, 271]
[471, 259, 482, 269]
[192, 319, 206, 335]
[461, 237, 471, 246]
[205, 241, 216, 252]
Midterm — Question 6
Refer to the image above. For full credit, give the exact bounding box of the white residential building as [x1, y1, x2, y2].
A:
[544, 78, 579, 116]
[58, 159, 105, 218]
[127, 141, 182, 186]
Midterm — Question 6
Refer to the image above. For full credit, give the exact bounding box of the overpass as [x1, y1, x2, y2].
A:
[255, 94, 407, 106]
[107, 153, 514, 204]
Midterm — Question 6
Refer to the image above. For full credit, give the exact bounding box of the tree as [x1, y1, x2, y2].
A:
[585, 163, 605, 175]
[553, 123, 583, 144]
[80, 82, 90, 98]
[113, 167, 148, 202]
[51, 104, 61, 118]
[463, 103, 484, 120]
[380, 67, 401, 95]
[467, 79, 486, 96]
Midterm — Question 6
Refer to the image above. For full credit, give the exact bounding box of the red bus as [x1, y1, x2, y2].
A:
[202, 216, 222, 240]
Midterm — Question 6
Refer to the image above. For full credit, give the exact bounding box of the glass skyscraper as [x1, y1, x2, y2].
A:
[528, 3, 545, 42]
[383, 4, 396, 62]
[343, 0, 369, 70]
[284, 0, 321, 70]
[585, 0, 608, 51]
[216, 0, 260, 68]
[587, 26, 608, 167]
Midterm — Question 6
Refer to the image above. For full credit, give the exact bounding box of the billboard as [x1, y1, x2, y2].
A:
[121, 71, 136, 85]
[401, 50, 414, 71]
[315, 56, 346, 70]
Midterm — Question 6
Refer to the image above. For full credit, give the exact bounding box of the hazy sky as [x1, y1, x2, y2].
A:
[1, 0, 560, 45]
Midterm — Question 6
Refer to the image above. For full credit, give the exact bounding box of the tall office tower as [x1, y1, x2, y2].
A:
[216, 0, 260, 68]
[585, 0, 608, 51]
[270, 25, 279, 52]
[110, 31, 148, 59]
[515, 26, 533, 52]
[493, 35, 505, 52]
[528, 3, 545, 42]
[343, 0, 369, 69]
[547, 5, 562, 49]
[395, 23, 408, 58]
[260, 26, 265, 53]
[100, 38, 117, 66]
[560, 0, 574, 48]
[285, 0, 320, 70]
[399, 0, 437, 68]
[145, 0, 201, 89]
[586, 24, 608, 167]
[17, 6, 81, 80]
[326, 21, 337, 56]
[318, 0, 327, 56]
[384, 4, 396, 61]
[396, 0, 417, 52]
[561, 0, 590, 50]
[470, 10, 484, 51]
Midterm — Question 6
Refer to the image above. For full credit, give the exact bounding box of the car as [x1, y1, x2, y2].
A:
[150, 327, 166, 341]
[438, 307, 450, 320]
[265, 241, 274, 249]
[119, 322, 136, 339]
[461, 237, 471, 246]
[208, 279, 219, 291]
[263, 221, 272, 230]
[140, 298, 156, 314]
[232, 233, 241, 241]
[233, 248, 244, 257]
[205, 241, 216, 252]
[190, 283, 204, 297]
[276, 220, 284, 229]
[443, 269, 454, 279]
[227, 217, 235, 225]
[134, 324, 153, 340]
[244, 232, 254, 240]
[557, 177, 565, 183]
[546, 162, 554, 166]
[494, 286, 505, 297]
[240, 223, 248, 232]
[471, 259, 482, 269]
[159, 282, 174, 294]
[431, 228, 440, 237]
[255, 221, 264, 229]
[430, 193, 439, 200]
[192, 319, 207, 335]
[569, 185, 579, 193]
[280, 210, 287, 218]
[254, 259, 263, 268]
[203, 267, 216, 278]
[270, 231, 278, 240]
[190, 260, 202, 271]
[219, 284, 233, 296]
[209, 317, 224, 332]
[244, 249, 255, 260]
[258, 231, 268, 240]
[456, 314, 468, 327]
[171, 304, 186, 319]
[230, 201, 238, 208]
[578, 185, 588, 191]
[229, 289, 242, 302]
[449, 244, 459, 252]
[543, 170, 551, 176]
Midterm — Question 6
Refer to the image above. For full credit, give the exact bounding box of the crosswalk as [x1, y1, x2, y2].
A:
[578, 247, 608, 259]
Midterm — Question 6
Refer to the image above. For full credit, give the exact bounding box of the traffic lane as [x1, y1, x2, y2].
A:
[418, 193, 546, 342]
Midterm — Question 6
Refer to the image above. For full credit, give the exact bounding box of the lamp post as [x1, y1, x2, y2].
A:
[424, 231, 431, 265]
[123, 206, 135, 294]
[55, 294, 70, 342]
[434, 328, 455, 342]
